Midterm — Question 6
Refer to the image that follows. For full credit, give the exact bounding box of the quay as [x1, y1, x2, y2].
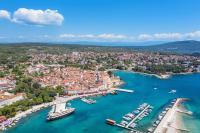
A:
[152, 98, 191, 133]
[115, 88, 134, 93]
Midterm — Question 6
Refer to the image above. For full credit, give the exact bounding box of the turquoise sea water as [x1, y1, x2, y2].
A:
[5, 71, 200, 133]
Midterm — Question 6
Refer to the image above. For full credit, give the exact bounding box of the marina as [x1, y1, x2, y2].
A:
[106, 103, 153, 132]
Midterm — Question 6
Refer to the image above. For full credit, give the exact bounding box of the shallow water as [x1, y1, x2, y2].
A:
[5, 71, 200, 133]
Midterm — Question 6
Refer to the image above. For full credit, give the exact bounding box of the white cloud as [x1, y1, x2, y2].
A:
[58, 31, 200, 42]
[136, 32, 200, 41]
[138, 34, 153, 40]
[97, 34, 127, 39]
[59, 34, 76, 38]
[185, 31, 200, 38]
[0, 10, 11, 20]
[154, 33, 182, 39]
[0, 8, 64, 26]
[59, 33, 127, 41]
[13, 8, 64, 26]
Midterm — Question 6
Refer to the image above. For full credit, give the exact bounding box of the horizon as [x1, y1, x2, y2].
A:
[0, 40, 199, 47]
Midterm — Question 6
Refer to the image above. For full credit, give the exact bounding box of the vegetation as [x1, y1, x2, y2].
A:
[0, 63, 65, 118]
[132, 64, 186, 74]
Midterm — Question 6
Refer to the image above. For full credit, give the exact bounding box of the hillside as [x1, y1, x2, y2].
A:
[132, 40, 200, 54]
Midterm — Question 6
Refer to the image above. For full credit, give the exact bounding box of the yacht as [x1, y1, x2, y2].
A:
[168, 89, 177, 94]
[47, 102, 75, 121]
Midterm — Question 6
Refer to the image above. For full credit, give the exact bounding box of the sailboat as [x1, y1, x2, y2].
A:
[47, 102, 75, 121]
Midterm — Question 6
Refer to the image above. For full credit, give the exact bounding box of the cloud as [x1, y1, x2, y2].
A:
[97, 34, 127, 39]
[59, 33, 127, 41]
[0, 10, 11, 20]
[58, 31, 200, 42]
[0, 8, 64, 26]
[136, 31, 200, 41]
[185, 31, 200, 38]
[138, 34, 153, 40]
[154, 33, 182, 40]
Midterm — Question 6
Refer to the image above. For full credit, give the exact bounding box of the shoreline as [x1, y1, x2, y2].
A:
[153, 98, 190, 133]
[1, 86, 121, 130]
[112, 69, 199, 79]
[0, 71, 124, 130]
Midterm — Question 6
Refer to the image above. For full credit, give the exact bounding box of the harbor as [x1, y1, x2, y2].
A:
[106, 103, 153, 132]
[4, 71, 200, 133]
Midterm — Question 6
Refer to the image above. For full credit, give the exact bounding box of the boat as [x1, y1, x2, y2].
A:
[148, 127, 154, 132]
[129, 123, 137, 129]
[47, 102, 75, 121]
[110, 91, 117, 95]
[123, 116, 132, 121]
[106, 119, 116, 125]
[153, 87, 158, 90]
[81, 98, 96, 104]
[120, 120, 128, 126]
[168, 89, 177, 94]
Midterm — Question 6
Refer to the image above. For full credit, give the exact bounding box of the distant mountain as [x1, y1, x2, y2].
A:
[1, 40, 200, 54]
[131, 40, 200, 54]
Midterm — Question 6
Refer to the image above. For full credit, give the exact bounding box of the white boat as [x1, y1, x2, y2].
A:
[123, 116, 131, 121]
[47, 102, 75, 121]
[81, 98, 96, 104]
[168, 89, 177, 94]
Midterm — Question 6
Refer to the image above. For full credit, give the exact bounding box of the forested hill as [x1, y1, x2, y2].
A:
[131, 40, 200, 54]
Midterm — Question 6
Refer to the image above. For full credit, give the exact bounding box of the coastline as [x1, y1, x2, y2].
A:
[2, 72, 198, 132]
[153, 98, 190, 133]
[1, 78, 123, 131]
[112, 69, 199, 79]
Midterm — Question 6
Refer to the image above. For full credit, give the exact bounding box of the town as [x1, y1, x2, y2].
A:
[0, 44, 199, 130]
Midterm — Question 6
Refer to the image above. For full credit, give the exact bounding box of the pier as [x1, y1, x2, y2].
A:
[106, 103, 152, 133]
[115, 88, 134, 93]
[115, 124, 141, 133]
[126, 105, 150, 128]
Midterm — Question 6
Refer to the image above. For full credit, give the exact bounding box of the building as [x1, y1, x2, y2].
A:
[0, 92, 25, 108]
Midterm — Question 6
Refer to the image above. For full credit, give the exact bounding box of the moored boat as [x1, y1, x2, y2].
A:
[47, 103, 75, 121]
[106, 119, 116, 125]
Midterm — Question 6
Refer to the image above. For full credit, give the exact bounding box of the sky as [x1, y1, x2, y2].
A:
[0, 0, 200, 43]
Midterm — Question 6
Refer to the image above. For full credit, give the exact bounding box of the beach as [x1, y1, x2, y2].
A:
[153, 98, 189, 133]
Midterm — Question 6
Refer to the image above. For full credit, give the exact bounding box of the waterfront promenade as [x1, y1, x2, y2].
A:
[6, 87, 118, 128]
[54, 87, 117, 103]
